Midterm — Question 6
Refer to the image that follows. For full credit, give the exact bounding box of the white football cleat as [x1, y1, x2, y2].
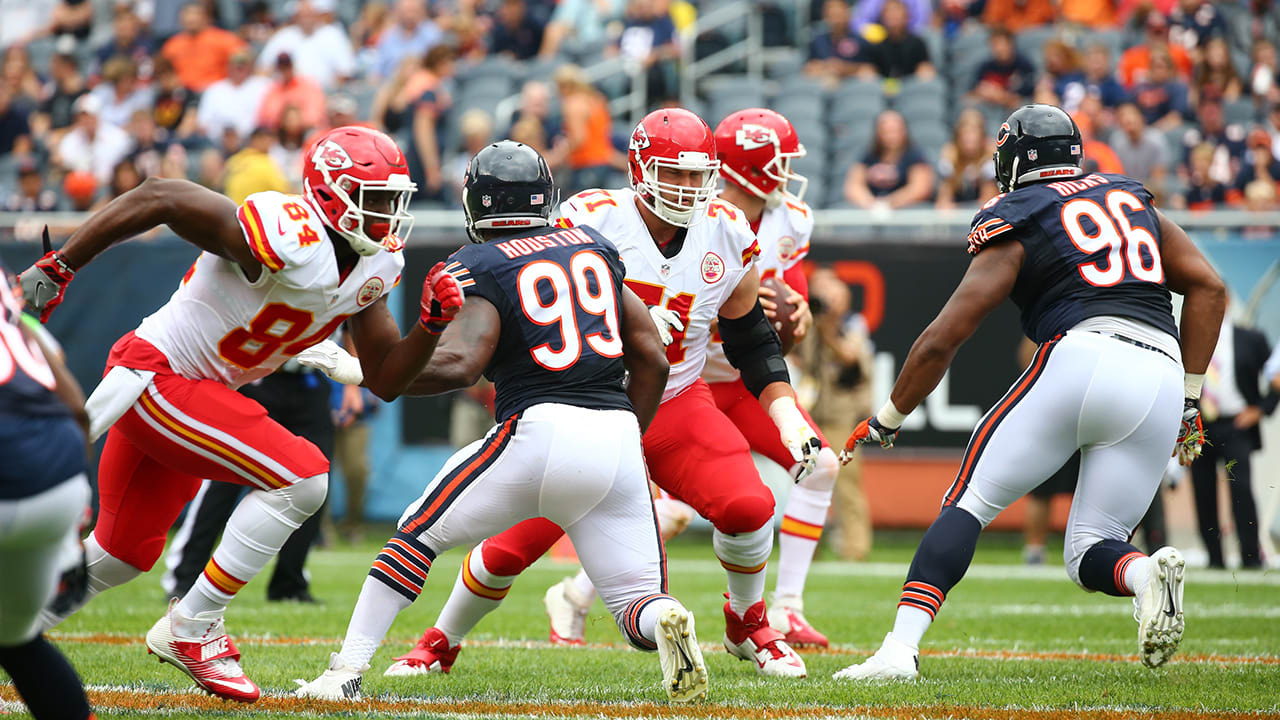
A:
[767, 594, 829, 648]
[833, 633, 920, 681]
[294, 652, 368, 701]
[723, 600, 806, 678]
[1135, 546, 1185, 668]
[544, 577, 591, 645]
[655, 605, 708, 703]
[145, 600, 260, 703]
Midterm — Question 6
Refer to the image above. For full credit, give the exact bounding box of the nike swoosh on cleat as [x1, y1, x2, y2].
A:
[676, 644, 694, 676]
[1164, 582, 1177, 618]
[201, 676, 256, 694]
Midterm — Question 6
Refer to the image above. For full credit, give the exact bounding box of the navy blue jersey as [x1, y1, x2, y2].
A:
[966, 173, 1179, 343]
[446, 225, 632, 421]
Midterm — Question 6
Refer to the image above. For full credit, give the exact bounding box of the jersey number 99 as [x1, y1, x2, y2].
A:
[1062, 190, 1164, 287]
[517, 251, 623, 371]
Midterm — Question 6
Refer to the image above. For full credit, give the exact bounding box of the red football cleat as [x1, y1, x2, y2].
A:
[383, 627, 460, 676]
[145, 601, 260, 703]
[723, 599, 807, 678]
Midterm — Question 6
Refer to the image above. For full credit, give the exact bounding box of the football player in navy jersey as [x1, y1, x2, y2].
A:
[834, 104, 1227, 680]
[0, 260, 94, 720]
[295, 141, 708, 703]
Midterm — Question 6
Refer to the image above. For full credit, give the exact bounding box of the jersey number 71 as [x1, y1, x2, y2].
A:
[517, 251, 623, 371]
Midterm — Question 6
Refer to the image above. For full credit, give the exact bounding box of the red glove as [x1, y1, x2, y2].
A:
[17, 227, 75, 322]
[420, 261, 463, 334]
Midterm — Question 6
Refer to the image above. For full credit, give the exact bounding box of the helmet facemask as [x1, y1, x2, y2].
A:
[634, 153, 720, 228]
[308, 166, 417, 256]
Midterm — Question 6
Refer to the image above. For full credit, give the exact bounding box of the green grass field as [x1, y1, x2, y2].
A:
[3, 530, 1277, 720]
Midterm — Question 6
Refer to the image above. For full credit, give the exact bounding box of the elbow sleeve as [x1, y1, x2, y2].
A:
[719, 303, 789, 397]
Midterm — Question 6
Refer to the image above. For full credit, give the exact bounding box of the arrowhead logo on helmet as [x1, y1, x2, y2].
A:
[630, 124, 651, 153]
[735, 124, 777, 151]
[312, 140, 355, 171]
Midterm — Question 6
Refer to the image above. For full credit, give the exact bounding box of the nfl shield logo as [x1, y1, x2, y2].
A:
[482, 195, 492, 207]
[1027, 149, 1038, 161]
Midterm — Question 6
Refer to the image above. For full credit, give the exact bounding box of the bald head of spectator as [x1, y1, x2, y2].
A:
[328, 93, 359, 127]
[180, 3, 212, 35]
[520, 80, 551, 119]
[394, 0, 428, 30]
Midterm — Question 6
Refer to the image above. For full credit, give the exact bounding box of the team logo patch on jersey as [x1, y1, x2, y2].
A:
[777, 235, 798, 262]
[312, 140, 354, 172]
[357, 277, 385, 307]
[701, 252, 725, 284]
[735, 123, 777, 151]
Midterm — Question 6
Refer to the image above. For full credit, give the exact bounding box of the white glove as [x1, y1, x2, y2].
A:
[648, 305, 684, 346]
[295, 339, 364, 385]
[768, 396, 822, 483]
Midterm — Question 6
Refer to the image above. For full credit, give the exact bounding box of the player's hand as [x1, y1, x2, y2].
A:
[648, 305, 684, 346]
[296, 339, 365, 385]
[1173, 398, 1204, 466]
[421, 261, 463, 335]
[18, 227, 74, 322]
[768, 396, 823, 483]
[787, 286, 812, 340]
[840, 416, 899, 464]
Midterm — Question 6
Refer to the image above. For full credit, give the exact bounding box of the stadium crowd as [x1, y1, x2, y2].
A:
[0, 0, 1279, 214]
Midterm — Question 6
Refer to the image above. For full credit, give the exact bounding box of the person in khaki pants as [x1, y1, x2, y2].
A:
[797, 268, 874, 560]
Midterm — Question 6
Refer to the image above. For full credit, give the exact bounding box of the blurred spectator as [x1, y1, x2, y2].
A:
[613, 0, 680, 103]
[3, 158, 58, 212]
[270, 106, 310, 191]
[316, 93, 367, 138]
[1265, 103, 1280, 160]
[1243, 178, 1277, 214]
[198, 48, 271, 148]
[1037, 36, 1084, 105]
[842, 109, 935, 209]
[967, 26, 1036, 110]
[554, 64, 622, 194]
[158, 143, 189, 179]
[63, 170, 97, 211]
[1176, 142, 1235, 209]
[863, 0, 934, 80]
[35, 39, 88, 135]
[2, 47, 44, 105]
[1060, 0, 1116, 28]
[125, 108, 165, 178]
[0, 0, 52, 48]
[1117, 11, 1193, 88]
[935, 108, 997, 208]
[90, 56, 154, 130]
[93, 6, 154, 81]
[371, 44, 455, 201]
[1132, 47, 1191, 129]
[507, 80, 558, 146]
[1234, 128, 1280, 195]
[161, 2, 248, 92]
[1108, 102, 1168, 191]
[149, 57, 199, 143]
[539, 0, 625, 59]
[489, 0, 545, 60]
[237, 1, 280, 47]
[56, 94, 134, 184]
[49, 0, 94, 41]
[225, 127, 289, 204]
[1168, 0, 1227, 51]
[374, 0, 444, 80]
[806, 0, 871, 81]
[851, 0, 932, 34]
[511, 115, 550, 154]
[258, 54, 327, 131]
[1057, 43, 1128, 113]
[0, 84, 32, 156]
[106, 158, 142, 203]
[1249, 39, 1280, 108]
[1193, 36, 1243, 105]
[1177, 98, 1246, 180]
[449, 109, 493, 202]
[982, 0, 1055, 33]
[350, 1, 392, 53]
[258, 0, 356, 90]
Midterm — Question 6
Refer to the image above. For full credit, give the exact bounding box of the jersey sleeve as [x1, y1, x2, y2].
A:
[965, 192, 1019, 256]
[236, 191, 328, 287]
[709, 200, 760, 268]
[555, 189, 621, 229]
[778, 199, 814, 271]
[444, 246, 501, 308]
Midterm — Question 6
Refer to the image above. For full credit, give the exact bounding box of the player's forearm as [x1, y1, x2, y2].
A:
[756, 381, 796, 411]
[889, 323, 960, 416]
[404, 344, 485, 396]
[625, 362, 667, 432]
[362, 327, 444, 401]
[1177, 281, 1226, 376]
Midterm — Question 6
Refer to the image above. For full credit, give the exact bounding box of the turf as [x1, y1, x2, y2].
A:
[3, 530, 1277, 719]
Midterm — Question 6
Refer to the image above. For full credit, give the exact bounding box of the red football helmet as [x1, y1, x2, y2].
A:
[714, 108, 808, 202]
[302, 126, 417, 256]
[628, 108, 720, 228]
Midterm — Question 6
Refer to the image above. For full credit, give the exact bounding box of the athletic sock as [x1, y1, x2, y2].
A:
[436, 546, 514, 646]
[714, 525, 772, 615]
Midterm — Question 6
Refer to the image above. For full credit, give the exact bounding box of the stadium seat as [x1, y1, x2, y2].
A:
[908, 122, 949, 163]
[893, 93, 947, 126]
[1014, 27, 1057, 73]
[772, 96, 825, 126]
[1224, 98, 1257, 127]
[765, 50, 805, 79]
[772, 76, 828, 104]
[1163, 125, 1190, 172]
[702, 74, 766, 107]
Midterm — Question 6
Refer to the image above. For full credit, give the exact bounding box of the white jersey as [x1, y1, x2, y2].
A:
[135, 191, 403, 388]
[558, 188, 759, 403]
[702, 198, 813, 384]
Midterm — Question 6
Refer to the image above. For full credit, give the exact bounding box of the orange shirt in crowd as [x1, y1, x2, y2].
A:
[257, 76, 328, 130]
[1060, 0, 1116, 28]
[564, 92, 615, 169]
[982, 0, 1056, 33]
[1117, 44, 1194, 87]
[1084, 140, 1125, 174]
[161, 28, 247, 92]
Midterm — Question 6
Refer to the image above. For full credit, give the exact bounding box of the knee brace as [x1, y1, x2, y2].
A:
[796, 447, 839, 494]
[251, 473, 328, 530]
[713, 523, 773, 570]
[713, 489, 775, 535]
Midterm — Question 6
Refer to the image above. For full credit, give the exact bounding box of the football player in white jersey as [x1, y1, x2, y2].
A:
[541, 109, 841, 649]
[17, 126, 463, 702]
[371, 108, 821, 679]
